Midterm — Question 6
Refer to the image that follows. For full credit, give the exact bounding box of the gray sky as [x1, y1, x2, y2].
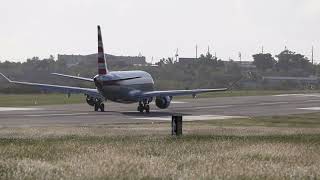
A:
[0, 0, 319, 63]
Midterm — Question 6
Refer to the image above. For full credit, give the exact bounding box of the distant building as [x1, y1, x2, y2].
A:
[58, 53, 147, 67]
[262, 76, 319, 83]
[262, 76, 320, 89]
[178, 57, 258, 74]
[224, 61, 256, 70]
[178, 58, 197, 64]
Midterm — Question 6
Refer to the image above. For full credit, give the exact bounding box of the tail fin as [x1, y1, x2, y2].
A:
[97, 25, 108, 75]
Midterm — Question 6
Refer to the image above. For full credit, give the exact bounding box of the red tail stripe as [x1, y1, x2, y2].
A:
[99, 69, 107, 74]
[98, 47, 104, 52]
[97, 25, 108, 75]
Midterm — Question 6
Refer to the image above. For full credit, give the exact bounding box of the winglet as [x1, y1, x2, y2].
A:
[0, 73, 12, 82]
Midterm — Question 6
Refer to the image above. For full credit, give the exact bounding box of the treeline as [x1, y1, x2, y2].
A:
[0, 49, 318, 93]
[252, 49, 316, 77]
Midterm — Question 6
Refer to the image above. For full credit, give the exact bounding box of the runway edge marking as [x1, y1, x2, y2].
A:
[0, 107, 43, 112]
[24, 113, 90, 117]
[297, 107, 320, 111]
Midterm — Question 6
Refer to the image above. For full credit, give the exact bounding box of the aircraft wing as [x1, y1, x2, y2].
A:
[139, 76, 242, 99]
[140, 88, 228, 99]
[0, 73, 100, 97]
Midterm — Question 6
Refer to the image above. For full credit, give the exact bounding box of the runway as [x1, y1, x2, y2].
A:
[1, 93, 320, 127]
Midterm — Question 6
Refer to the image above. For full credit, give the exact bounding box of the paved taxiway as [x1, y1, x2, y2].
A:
[1, 93, 320, 127]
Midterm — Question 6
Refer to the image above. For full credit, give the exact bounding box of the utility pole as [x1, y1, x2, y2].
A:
[175, 48, 179, 62]
[195, 45, 198, 60]
[312, 46, 314, 65]
[239, 52, 242, 63]
[311, 46, 315, 76]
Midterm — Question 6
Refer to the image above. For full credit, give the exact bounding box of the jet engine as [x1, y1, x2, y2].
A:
[155, 96, 172, 109]
[86, 96, 96, 106]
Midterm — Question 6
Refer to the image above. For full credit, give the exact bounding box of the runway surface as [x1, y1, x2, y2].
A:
[1, 93, 320, 127]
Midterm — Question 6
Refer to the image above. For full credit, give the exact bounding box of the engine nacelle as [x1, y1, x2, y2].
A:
[155, 96, 172, 109]
[86, 96, 96, 106]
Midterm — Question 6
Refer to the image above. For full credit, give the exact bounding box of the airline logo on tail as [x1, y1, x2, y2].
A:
[97, 25, 108, 75]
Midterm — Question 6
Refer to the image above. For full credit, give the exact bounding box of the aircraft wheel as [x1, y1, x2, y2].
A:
[100, 103, 105, 112]
[145, 104, 150, 113]
[94, 104, 99, 112]
[137, 106, 144, 113]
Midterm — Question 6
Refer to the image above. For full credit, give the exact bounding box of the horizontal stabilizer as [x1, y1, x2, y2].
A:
[106, 76, 142, 82]
[51, 73, 94, 82]
[52, 73, 141, 82]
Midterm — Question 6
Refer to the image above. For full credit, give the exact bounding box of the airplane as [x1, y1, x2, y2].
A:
[0, 25, 230, 113]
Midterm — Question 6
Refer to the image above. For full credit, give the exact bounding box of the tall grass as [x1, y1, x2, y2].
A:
[0, 124, 320, 179]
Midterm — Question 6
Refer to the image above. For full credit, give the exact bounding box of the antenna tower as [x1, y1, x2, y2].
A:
[196, 45, 198, 59]
[312, 46, 314, 65]
[175, 48, 179, 62]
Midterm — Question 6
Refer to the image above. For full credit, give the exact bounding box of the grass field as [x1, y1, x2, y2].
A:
[0, 94, 84, 107]
[0, 90, 319, 107]
[0, 113, 320, 179]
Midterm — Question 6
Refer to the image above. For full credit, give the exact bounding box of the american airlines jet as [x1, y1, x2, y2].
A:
[0, 26, 229, 113]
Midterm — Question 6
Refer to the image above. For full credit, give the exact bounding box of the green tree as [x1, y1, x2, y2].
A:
[252, 53, 276, 72]
[276, 50, 312, 75]
[198, 52, 220, 67]
[157, 57, 174, 65]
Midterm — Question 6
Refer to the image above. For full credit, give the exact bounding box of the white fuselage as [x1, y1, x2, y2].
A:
[94, 71, 154, 103]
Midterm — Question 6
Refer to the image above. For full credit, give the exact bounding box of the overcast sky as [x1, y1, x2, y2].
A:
[0, 0, 319, 63]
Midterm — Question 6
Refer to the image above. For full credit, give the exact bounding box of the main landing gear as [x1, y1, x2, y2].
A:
[137, 99, 151, 113]
[86, 95, 105, 112]
[94, 102, 105, 112]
